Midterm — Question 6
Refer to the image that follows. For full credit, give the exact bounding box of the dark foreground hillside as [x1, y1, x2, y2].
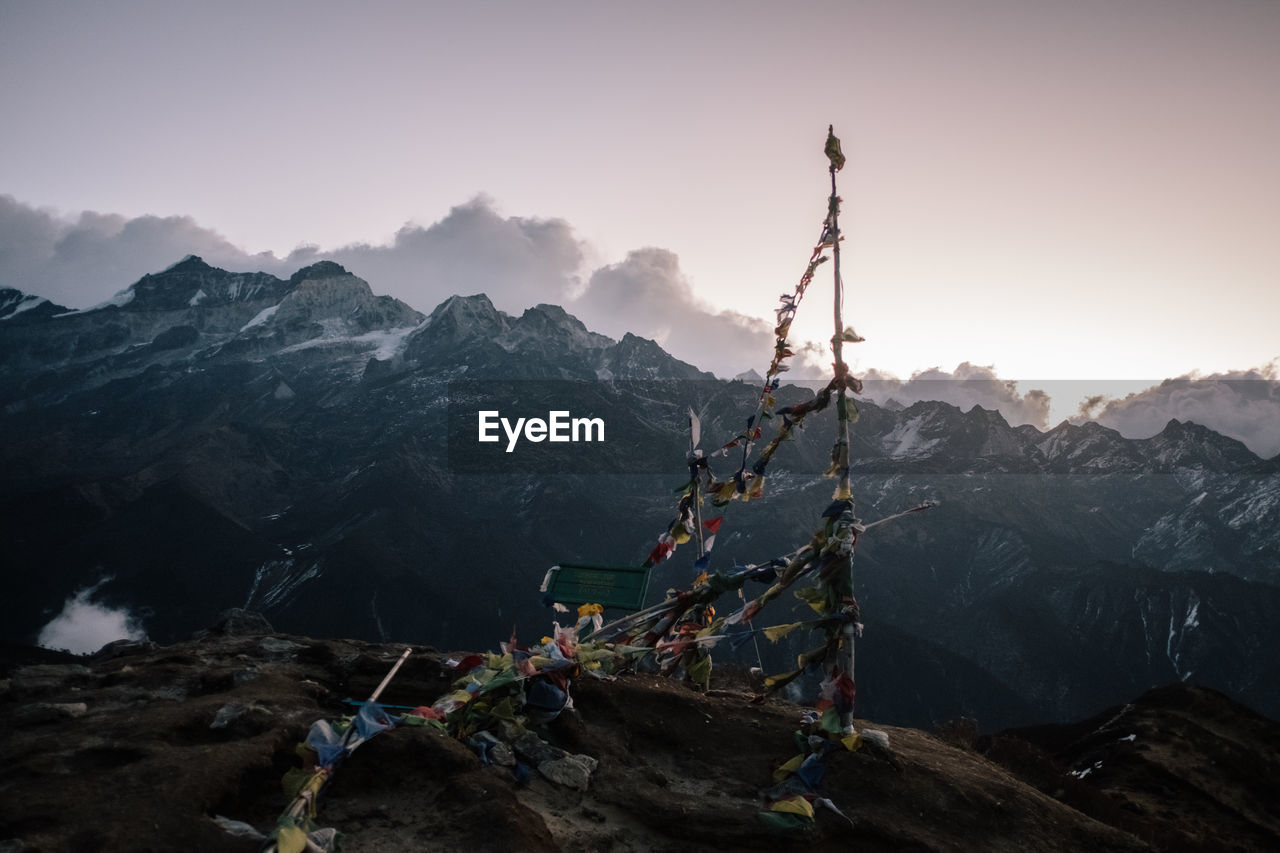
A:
[2, 620, 1277, 852]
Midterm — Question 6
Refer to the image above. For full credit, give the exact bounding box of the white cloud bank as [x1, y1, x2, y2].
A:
[1078, 363, 1280, 458]
[0, 194, 773, 379]
[0, 194, 284, 306]
[859, 363, 1053, 430]
[37, 580, 147, 655]
[575, 247, 776, 376]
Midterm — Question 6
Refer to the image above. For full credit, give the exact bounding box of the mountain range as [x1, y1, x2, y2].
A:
[2, 257, 1278, 731]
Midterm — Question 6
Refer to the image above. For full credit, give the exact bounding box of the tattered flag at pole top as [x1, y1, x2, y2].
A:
[824, 125, 845, 171]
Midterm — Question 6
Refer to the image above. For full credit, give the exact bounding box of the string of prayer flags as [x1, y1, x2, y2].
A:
[638, 179, 869, 570]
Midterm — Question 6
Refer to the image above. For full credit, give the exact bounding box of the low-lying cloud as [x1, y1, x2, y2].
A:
[301, 195, 587, 318]
[574, 248, 775, 376]
[858, 363, 1053, 430]
[0, 194, 282, 307]
[37, 579, 147, 655]
[1, 194, 778, 378]
[1079, 364, 1280, 458]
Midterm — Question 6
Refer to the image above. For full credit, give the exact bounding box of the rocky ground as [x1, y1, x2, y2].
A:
[1, 617, 1277, 853]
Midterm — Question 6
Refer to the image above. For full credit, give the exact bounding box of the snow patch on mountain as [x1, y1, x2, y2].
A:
[241, 304, 281, 331]
[1221, 476, 1280, 531]
[366, 326, 421, 360]
[1183, 595, 1200, 630]
[278, 324, 420, 360]
[244, 558, 323, 610]
[57, 287, 136, 315]
[882, 414, 941, 458]
[0, 291, 48, 320]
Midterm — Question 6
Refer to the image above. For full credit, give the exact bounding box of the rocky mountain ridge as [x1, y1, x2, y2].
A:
[2, 258, 1278, 732]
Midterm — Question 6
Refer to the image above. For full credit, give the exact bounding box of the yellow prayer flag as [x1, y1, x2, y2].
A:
[764, 668, 802, 691]
[771, 796, 816, 819]
[772, 753, 805, 782]
[274, 826, 308, 853]
[764, 622, 801, 642]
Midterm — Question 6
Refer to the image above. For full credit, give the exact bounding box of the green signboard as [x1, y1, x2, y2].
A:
[541, 562, 652, 611]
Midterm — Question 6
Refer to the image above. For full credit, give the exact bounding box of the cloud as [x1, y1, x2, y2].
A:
[1081, 363, 1280, 458]
[37, 579, 147, 655]
[303, 195, 586, 317]
[1076, 394, 1108, 420]
[0, 194, 814, 377]
[0, 194, 284, 307]
[859, 363, 1052, 429]
[0, 193, 591, 315]
[0, 194, 586, 314]
[571, 247, 776, 377]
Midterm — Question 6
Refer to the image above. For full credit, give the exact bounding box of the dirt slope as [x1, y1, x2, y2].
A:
[1, 627, 1272, 852]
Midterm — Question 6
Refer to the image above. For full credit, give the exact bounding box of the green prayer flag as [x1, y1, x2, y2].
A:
[795, 586, 828, 614]
[820, 706, 842, 734]
[759, 811, 814, 834]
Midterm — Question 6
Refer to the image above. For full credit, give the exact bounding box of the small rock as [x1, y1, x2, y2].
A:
[209, 702, 273, 735]
[538, 755, 594, 791]
[210, 703, 248, 729]
[211, 809, 263, 835]
[212, 815, 265, 840]
[13, 702, 88, 725]
[490, 742, 516, 767]
[513, 731, 566, 765]
[861, 729, 891, 751]
[259, 637, 303, 656]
